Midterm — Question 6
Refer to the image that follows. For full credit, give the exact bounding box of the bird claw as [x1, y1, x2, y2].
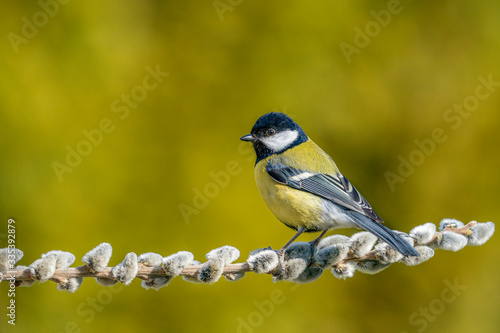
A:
[271, 249, 286, 278]
[308, 239, 320, 254]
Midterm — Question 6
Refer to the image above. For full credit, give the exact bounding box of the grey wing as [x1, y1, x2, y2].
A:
[266, 163, 384, 224]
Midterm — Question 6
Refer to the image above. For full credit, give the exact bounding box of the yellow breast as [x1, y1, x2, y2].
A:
[254, 139, 339, 231]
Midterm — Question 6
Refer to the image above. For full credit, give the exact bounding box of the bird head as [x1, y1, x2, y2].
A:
[240, 112, 308, 162]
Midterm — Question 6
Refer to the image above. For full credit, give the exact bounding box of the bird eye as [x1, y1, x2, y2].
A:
[266, 128, 276, 136]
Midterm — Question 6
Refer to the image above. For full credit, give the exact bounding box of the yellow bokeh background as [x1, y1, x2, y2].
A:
[1, 1, 499, 332]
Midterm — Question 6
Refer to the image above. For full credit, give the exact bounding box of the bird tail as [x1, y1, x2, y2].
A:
[347, 211, 420, 257]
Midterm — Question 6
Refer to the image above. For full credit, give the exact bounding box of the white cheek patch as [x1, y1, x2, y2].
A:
[260, 130, 299, 152]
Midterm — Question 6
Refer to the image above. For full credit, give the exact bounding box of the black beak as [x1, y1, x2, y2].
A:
[240, 134, 255, 142]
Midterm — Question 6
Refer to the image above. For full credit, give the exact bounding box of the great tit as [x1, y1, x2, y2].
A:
[241, 112, 419, 266]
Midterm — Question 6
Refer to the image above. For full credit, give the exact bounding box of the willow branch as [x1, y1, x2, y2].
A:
[0, 219, 495, 292]
[3, 263, 252, 282]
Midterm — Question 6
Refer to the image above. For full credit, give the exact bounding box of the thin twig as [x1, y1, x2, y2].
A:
[2, 263, 252, 282]
[0, 220, 494, 289]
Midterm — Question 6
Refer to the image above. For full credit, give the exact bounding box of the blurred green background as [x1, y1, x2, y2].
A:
[1, 0, 499, 332]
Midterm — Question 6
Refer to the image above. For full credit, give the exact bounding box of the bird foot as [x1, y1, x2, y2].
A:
[271, 249, 286, 279]
[308, 238, 322, 256]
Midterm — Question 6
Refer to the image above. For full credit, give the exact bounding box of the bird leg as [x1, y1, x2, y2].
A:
[308, 229, 329, 251]
[275, 227, 304, 276]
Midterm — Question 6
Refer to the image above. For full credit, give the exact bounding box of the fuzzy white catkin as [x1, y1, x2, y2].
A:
[247, 249, 279, 274]
[111, 252, 138, 285]
[349, 232, 378, 257]
[285, 242, 312, 261]
[272, 242, 313, 281]
[402, 246, 435, 266]
[163, 251, 194, 276]
[374, 242, 404, 264]
[183, 275, 205, 284]
[436, 232, 468, 252]
[0, 248, 24, 273]
[95, 278, 118, 287]
[198, 246, 241, 284]
[291, 267, 323, 284]
[30, 255, 57, 282]
[331, 263, 356, 280]
[439, 219, 465, 231]
[356, 260, 390, 275]
[138, 253, 163, 267]
[141, 276, 173, 290]
[44, 251, 75, 269]
[206, 246, 240, 265]
[314, 245, 349, 269]
[198, 258, 224, 284]
[410, 223, 437, 245]
[468, 222, 495, 246]
[274, 258, 308, 282]
[57, 277, 83, 293]
[318, 235, 351, 251]
[82, 243, 112, 273]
